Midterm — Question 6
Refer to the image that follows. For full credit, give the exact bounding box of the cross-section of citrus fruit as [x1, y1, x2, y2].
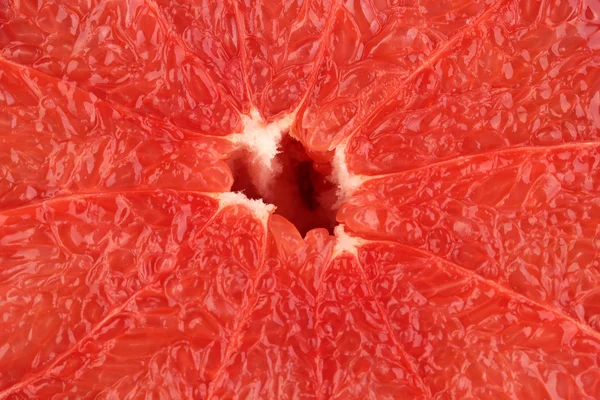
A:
[0, 0, 599, 399]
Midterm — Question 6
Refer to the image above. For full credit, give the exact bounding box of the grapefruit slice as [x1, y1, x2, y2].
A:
[0, 0, 600, 399]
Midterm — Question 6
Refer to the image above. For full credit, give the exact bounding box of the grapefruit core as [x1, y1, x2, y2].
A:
[0, 0, 600, 398]
[228, 109, 346, 236]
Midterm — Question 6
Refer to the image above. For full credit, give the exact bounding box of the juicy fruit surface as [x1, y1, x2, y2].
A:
[0, 0, 599, 399]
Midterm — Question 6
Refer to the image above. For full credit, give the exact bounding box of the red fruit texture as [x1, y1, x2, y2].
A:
[0, 0, 600, 399]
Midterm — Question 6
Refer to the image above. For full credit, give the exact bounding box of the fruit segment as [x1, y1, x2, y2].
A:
[0, 192, 273, 398]
[359, 241, 600, 399]
[316, 252, 429, 399]
[0, 191, 219, 395]
[0, 59, 234, 210]
[292, 0, 497, 153]
[0, 0, 243, 134]
[150, 0, 250, 112]
[235, 0, 338, 120]
[338, 144, 600, 333]
[345, 0, 600, 175]
[206, 215, 334, 399]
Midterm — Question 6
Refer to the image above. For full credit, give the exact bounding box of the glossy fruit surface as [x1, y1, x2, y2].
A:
[0, 0, 599, 398]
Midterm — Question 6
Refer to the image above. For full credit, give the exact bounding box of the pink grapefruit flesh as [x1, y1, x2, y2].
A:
[0, 0, 600, 399]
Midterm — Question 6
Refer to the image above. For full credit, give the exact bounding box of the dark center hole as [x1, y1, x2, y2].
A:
[229, 134, 338, 237]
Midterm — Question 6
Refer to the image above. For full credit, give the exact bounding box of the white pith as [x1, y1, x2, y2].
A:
[332, 225, 361, 257]
[331, 141, 365, 207]
[232, 109, 294, 168]
[228, 109, 294, 196]
[217, 191, 275, 224]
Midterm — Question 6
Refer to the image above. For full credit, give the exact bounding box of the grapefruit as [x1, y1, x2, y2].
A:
[0, 0, 599, 399]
